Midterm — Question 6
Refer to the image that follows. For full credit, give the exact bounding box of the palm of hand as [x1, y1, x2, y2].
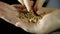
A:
[0, 1, 60, 34]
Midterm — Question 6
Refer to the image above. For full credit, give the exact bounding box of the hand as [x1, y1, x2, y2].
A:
[0, 1, 20, 25]
[18, 0, 34, 11]
[0, 2, 36, 33]
[13, 4, 60, 34]
[0, 1, 60, 34]
[12, 3, 60, 34]
[18, 0, 45, 15]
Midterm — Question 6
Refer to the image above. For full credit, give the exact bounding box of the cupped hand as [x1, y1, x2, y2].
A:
[0, 1, 60, 34]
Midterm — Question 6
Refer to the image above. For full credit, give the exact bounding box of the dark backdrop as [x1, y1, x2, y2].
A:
[0, 0, 20, 4]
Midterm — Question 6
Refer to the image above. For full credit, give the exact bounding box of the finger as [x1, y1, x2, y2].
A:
[18, 0, 24, 5]
[34, 0, 45, 14]
[11, 4, 29, 14]
[11, 4, 26, 11]
[34, 7, 56, 15]
[34, 0, 45, 8]
[23, 0, 34, 11]
[0, 2, 19, 25]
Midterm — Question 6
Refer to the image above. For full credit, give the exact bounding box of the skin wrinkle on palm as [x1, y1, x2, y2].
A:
[0, 1, 60, 34]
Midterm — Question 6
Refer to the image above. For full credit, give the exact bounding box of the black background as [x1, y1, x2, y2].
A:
[0, 0, 20, 4]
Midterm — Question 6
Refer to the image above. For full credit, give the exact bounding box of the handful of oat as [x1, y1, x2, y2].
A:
[13, 5, 53, 23]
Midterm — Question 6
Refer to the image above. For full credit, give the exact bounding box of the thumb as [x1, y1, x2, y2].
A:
[23, 0, 34, 11]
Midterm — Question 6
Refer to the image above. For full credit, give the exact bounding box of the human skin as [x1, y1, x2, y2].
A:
[0, 1, 60, 34]
[18, 0, 45, 13]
